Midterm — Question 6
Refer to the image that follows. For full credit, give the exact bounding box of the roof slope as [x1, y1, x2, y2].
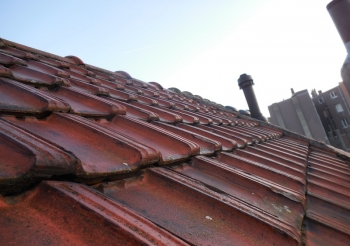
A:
[0, 38, 350, 245]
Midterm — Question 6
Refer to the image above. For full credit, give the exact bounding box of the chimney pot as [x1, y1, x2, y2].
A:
[327, 0, 350, 45]
[237, 73, 267, 122]
[238, 74, 254, 89]
[327, 0, 350, 95]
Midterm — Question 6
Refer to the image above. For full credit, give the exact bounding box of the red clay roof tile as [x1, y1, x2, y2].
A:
[1, 64, 70, 87]
[1, 37, 350, 245]
[153, 121, 221, 155]
[0, 181, 189, 245]
[0, 52, 27, 66]
[0, 78, 70, 115]
[27, 60, 71, 78]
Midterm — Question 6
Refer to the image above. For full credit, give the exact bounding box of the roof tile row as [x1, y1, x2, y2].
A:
[1, 38, 350, 245]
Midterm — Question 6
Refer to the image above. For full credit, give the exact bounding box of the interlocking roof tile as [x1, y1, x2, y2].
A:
[177, 123, 239, 150]
[6, 64, 70, 87]
[0, 52, 27, 66]
[130, 101, 183, 123]
[0, 78, 70, 115]
[0, 181, 188, 245]
[152, 121, 222, 155]
[1, 37, 350, 245]
[26, 60, 71, 78]
[40, 86, 126, 117]
[0, 118, 77, 193]
[2, 113, 159, 181]
[93, 115, 200, 164]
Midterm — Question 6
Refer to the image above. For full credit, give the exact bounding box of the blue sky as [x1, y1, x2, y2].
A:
[0, 0, 345, 117]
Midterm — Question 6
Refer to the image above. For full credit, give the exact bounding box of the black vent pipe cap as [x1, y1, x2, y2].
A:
[238, 74, 254, 89]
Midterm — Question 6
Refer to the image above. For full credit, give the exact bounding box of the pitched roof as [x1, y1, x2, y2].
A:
[0, 37, 350, 245]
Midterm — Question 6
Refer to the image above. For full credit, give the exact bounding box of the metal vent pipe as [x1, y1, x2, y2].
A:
[327, 0, 350, 93]
[237, 74, 267, 122]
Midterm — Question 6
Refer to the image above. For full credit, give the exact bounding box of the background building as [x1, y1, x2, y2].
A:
[268, 89, 329, 143]
[311, 82, 350, 151]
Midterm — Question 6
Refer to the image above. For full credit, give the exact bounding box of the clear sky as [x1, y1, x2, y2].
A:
[0, 0, 345, 117]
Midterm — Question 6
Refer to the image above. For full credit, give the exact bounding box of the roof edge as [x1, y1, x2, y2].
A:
[252, 115, 350, 161]
[0, 38, 73, 64]
[0, 37, 133, 81]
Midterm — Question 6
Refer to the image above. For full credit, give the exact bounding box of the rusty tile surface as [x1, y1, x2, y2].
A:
[0, 118, 77, 194]
[1, 37, 350, 245]
[37, 56, 70, 69]
[69, 64, 94, 76]
[64, 68, 100, 85]
[92, 115, 200, 164]
[199, 124, 255, 144]
[153, 121, 221, 155]
[303, 149, 350, 245]
[5, 64, 70, 87]
[216, 152, 306, 195]
[145, 95, 174, 108]
[0, 78, 70, 115]
[233, 149, 306, 180]
[132, 93, 159, 106]
[40, 86, 126, 117]
[0, 46, 38, 60]
[197, 124, 251, 147]
[173, 108, 213, 125]
[1, 113, 159, 179]
[0, 52, 27, 66]
[91, 76, 125, 90]
[172, 156, 305, 232]
[105, 88, 138, 101]
[69, 78, 110, 95]
[0, 181, 188, 245]
[250, 144, 307, 165]
[177, 123, 239, 151]
[101, 167, 301, 245]
[130, 101, 183, 123]
[27, 60, 71, 78]
[107, 99, 159, 121]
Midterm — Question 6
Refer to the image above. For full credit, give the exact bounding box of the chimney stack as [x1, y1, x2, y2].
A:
[327, 0, 350, 93]
[291, 88, 295, 96]
[238, 74, 267, 122]
[311, 89, 318, 98]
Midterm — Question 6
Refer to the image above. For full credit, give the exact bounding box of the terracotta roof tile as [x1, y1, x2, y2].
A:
[101, 167, 301, 245]
[26, 60, 71, 78]
[0, 78, 70, 115]
[0, 52, 27, 66]
[0, 118, 77, 193]
[177, 123, 239, 150]
[1, 38, 350, 245]
[0, 181, 189, 245]
[40, 86, 126, 117]
[129, 101, 183, 123]
[153, 121, 221, 155]
[3, 64, 70, 87]
[94, 116, 200, 164]
[2, 113, 159, 180]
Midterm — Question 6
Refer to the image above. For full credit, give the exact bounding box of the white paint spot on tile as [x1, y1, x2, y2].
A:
[284, 205, 291, 213]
